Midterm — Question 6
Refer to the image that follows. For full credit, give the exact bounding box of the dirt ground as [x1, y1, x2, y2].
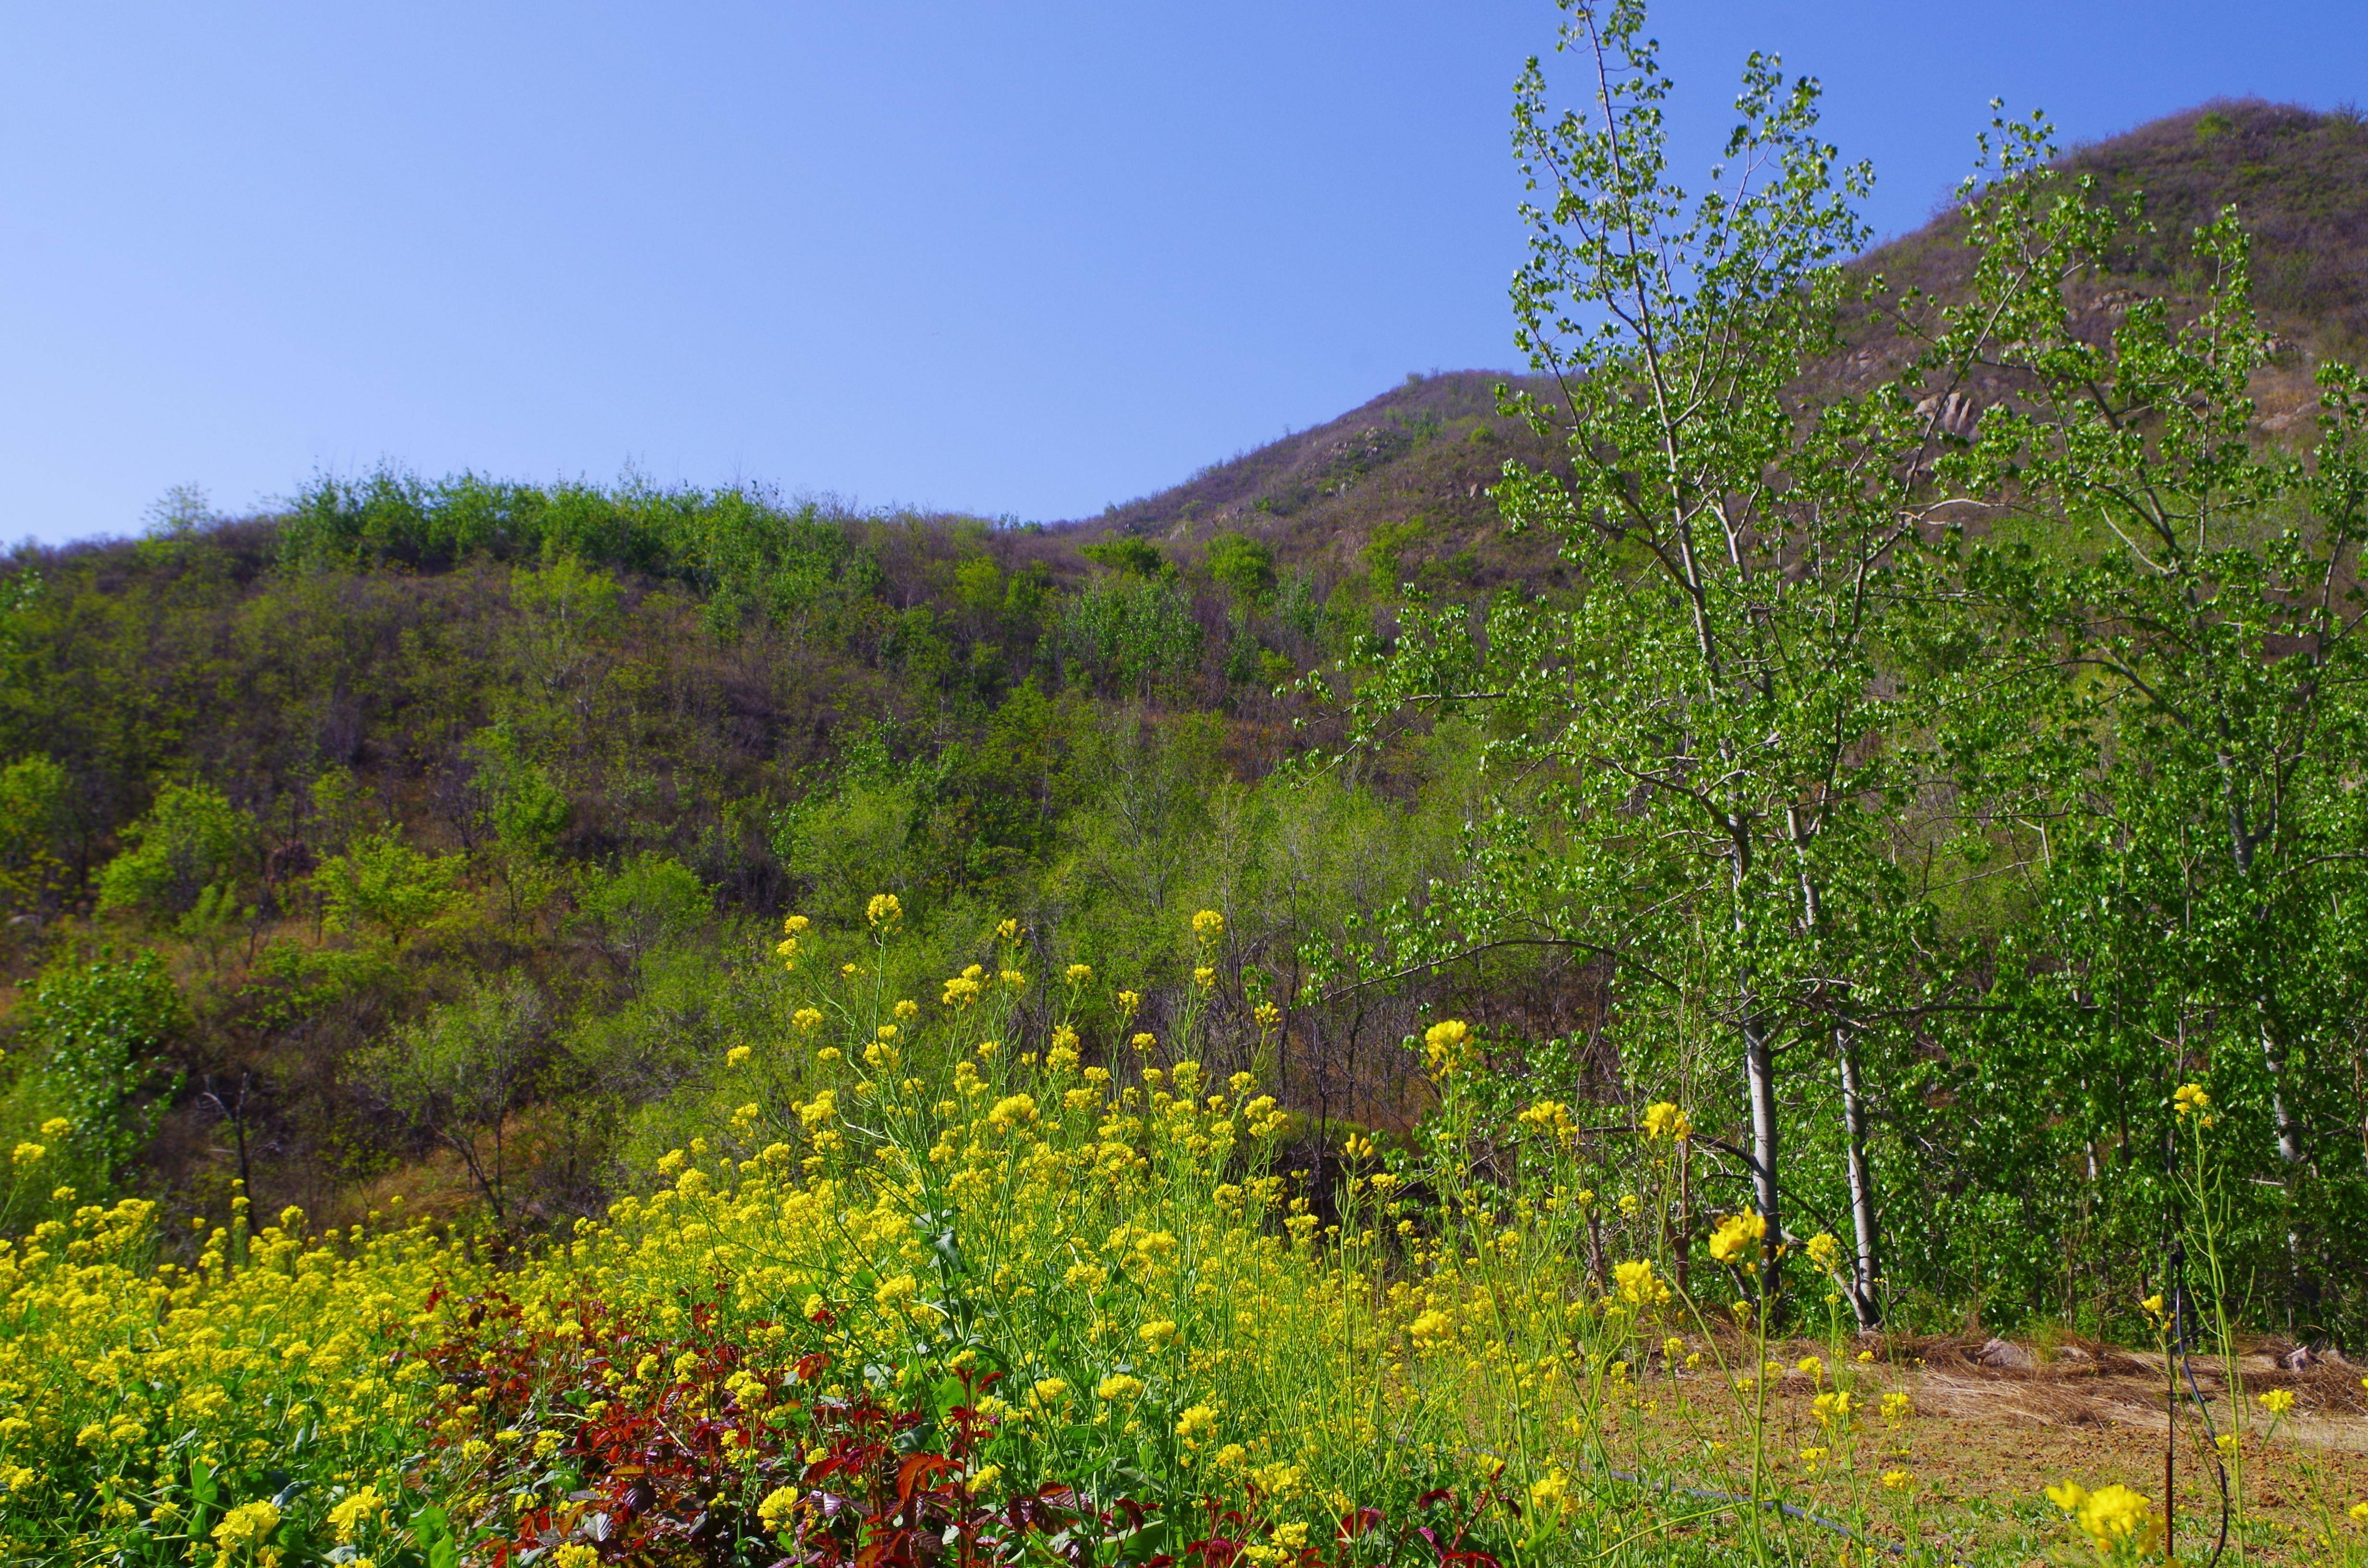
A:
[1758, 1332, 2368, 1563]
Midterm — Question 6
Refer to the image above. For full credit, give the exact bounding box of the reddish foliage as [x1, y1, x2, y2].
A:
[418, 1288, 1498, 1568]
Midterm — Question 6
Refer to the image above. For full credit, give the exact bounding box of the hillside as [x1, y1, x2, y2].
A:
[1058, 370, 1576, 595]
[2, 101, 2364, 1244]
[1072, 99, 2368, 574]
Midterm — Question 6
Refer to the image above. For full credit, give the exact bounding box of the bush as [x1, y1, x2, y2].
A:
[94, 783, 253, 922]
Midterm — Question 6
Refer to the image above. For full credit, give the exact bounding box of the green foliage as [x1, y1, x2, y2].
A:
[1204, 532, 1277, 603]
[310, 830, 466, 947]
[3, 952, 185, 1221]
[470, 723, 570, 857]
[1058, 576, 1204, 697]
[357, 975, 548, 1220]
[577, 852, 712, 967]
[1078, 536, 1167, 577]
[0, 754, 69, 917]
[95, 782, 254, 922]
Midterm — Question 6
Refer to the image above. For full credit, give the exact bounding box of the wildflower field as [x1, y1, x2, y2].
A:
[5, 907, 2364, 1568]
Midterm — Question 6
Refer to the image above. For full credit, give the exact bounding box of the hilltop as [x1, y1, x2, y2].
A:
[1069, 98, 2368, 574]
[1056, 370, 1575, 595]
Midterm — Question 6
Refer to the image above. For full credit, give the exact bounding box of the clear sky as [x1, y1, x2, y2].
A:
[3, 1, 2362, 544]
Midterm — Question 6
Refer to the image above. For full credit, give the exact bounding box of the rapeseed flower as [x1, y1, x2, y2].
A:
[1707, 1211, 1765, 1263]
[1422, 1019, 1470, 1079]
[2047, 1481, 2155, 1556]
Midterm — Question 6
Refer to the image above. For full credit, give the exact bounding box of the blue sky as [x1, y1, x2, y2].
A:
[2, 1, 2362, 544]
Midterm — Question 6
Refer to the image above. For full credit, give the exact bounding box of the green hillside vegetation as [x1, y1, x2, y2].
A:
[2, 92, 2366, 1333]
[5, 7, 2368, 1561]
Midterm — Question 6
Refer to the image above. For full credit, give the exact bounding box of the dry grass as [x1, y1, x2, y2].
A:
[1692, 1332, 2368, 1564]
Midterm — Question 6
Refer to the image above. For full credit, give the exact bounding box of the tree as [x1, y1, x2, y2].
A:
[1079, 537, 1167, 578]
[577, 852, 711, 971]
[311, 829, 467, 947]
[95, 781, 255, 922]
[6, 953, 185, 1216]
[1206, 534, 1278, 605]
[0, 754, 69, 919]
[1346, 0, 2008, 1321]
[359, 976, 549, 1224]
[1938, 127, 2368, 1329]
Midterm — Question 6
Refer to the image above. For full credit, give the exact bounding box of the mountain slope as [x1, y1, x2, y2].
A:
[1056, 370, 1574, 595]
[1068, 100, 2368, 583]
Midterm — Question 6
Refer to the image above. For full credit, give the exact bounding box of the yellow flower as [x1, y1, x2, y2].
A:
[2173, 1082, 2210, 1117]
[1612, 1259, 1668, 1307]
[1707, 1211, 1766, 1263]
[1191, 908, 1223, 940]
[792, 1007, 823, 1032]
[1640, 1101, 1690, 1140]
[726, 1045, 752, 1067]
[1517, 1100, 1574, 1139]
[554, 1547, 600, 1568]
[327, 1487, 388, 1543]
[37, 1117, 70, 1139]
[212, 1498, 282, 1551]
[1065, 963, 1092, 984]
[756, 1486, 802, 1531]
[10, 1142, 42, 1167]
[1030, 1378, 1069, 1406]
[995, 917, 1020, 940]
[988, 1094, 1038, 1132]
[866, 893, 902, 927]
[1176, 1403, 1218, 1440]
[2349, 1501, 2368, 1522]
[1097, 1373, 1144, 1401]
[2047, 1482, 2154, 1553]
[1139, 1318, 1180, 1350]
[1422, 1019, 1470, 1078]
[1193, 965, 1216, 989]
[894, 999, 919, 1020]
[2257, 1387, 2296, 1416]
[782, 913, 811, 935]
[1805, 1232, 1840, 1270]
[1529, 1470, 1569, 1511]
